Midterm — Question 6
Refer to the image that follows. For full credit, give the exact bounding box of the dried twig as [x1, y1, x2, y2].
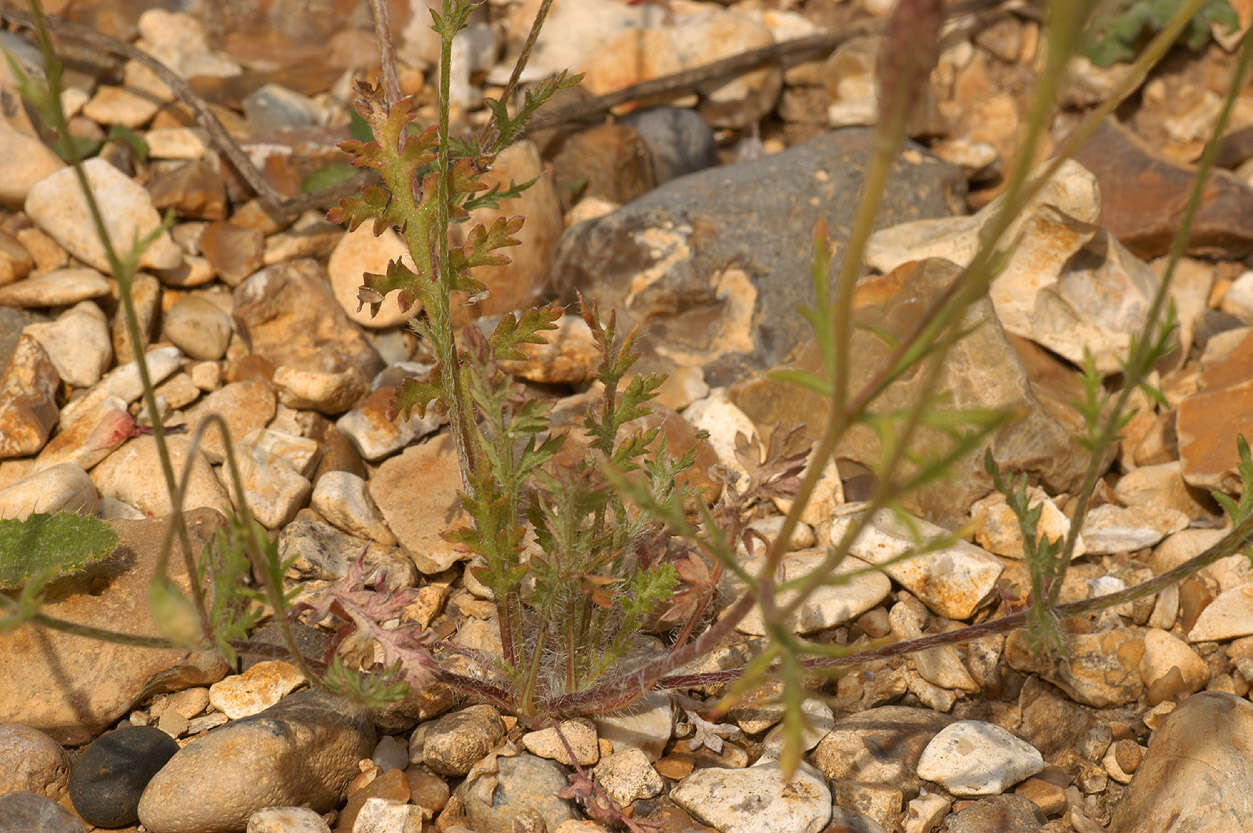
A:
[368, 0, 401, 107]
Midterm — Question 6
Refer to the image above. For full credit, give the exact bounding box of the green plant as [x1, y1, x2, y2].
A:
[0, 513, 118, 590]
[7, 0, 1253, 807]
[1084, 0, 1239, 66]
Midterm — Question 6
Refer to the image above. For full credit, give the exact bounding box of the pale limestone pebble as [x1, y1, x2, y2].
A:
[903, 792, 952, 833]
[772, 454, 844, 528]
[138, 689, 374, 833]
[521, 718, 599, 766]
[189, 361, 221, 392]
[136, 9, 241, 79]
[829, 505, 1004, 620]
[0, 723, 70, 800]
[81, 85, 161, 128]
[246, 806, 332, 833]
[554, 823, 611, 833]
[970, 486, 1083, 560]
[25, 158, 182, 273]
[111, 272, 162, 364]
[58, 345, 182, 430]
[498, 314, 601, 384]
[916, 720, 1044, 796]
[671, 757, 831, 833]
[98, 496, 143, 520]
[209, 660, 307, 720]
[311, 470, 396, 545]
[684, 388, 759, 489]
[1140, 627, 1209, 695]
[155, 254, 216, 288]
[0, 463, 97, 519]
[153, 372, 202, 413]
[742, 514, 815, 554]
[1148, 582, 1179, 630]
[594, 692, 672, 761]
[890, 602, 979, 693]
[146, 127, 211, 159]
[591, 747, 664, 807]
[243, 428, 319, 478]
[92, 434, 231, 517]
[654, 364, 708, 411]
[929, 136, 999, 179]
[368, 435, 468, 574]
[565, 194, 620, 226]
[230, 438, 312, 528]
[181, 379, 277, 463]
[0, 229, 32, 285]
[0, 122, 64, 208]
[758, 698, 836, 755]
[163, 294, 233, 360]
[187, 711, 229, 735]
[263, 211, 343, 266]
[327, 223, 419, 329]
[1110, 692, 1253, 833]
[33, 398, 130, 474]
[734, 549, 891, 636]
[418, 705, 506, 777]
[371, 735, 408, 772]
[1188, 583, 1253, 642]
[1080, 503, 1191, 554]
[353, 797, 426, 833]
[0, 334, 59, 459]
[272, 362, 370, 415]
[121, 58, 174, 103]
[15, 226, 67, 273]
[336, 383, 443, 463]
[22, 301, 111, 388]
[1151, 527, 1253, 593]
[1114, 460, 1210, 520]
[0, 267, 110, 308]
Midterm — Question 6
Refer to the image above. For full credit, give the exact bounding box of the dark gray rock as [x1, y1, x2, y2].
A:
[0, 791, 86, 833]
[69, 726, 179, 828]
[946, 794, 1046, 833]
[618, 107, 718, 184]
[548, 128, 965, 387]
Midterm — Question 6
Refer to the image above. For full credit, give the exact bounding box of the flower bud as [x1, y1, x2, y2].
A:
[876, 0, 943, 130]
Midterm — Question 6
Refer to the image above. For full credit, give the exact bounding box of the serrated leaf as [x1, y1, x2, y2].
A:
[0, 513, 119, 589]
[302, 162, 360, 194]
[361, 258, 426, 317]
[392, 374, 443, 420]
[459, 215, 524, 269]
[490, 304, 563, 361]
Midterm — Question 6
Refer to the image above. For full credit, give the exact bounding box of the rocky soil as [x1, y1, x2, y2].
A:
[2, 1, 1253, 833]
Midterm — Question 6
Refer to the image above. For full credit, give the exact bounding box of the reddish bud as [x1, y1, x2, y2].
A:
[876, 0, 943, 129]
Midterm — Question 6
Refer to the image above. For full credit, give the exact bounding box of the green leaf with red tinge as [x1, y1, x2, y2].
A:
[327, 184, 394, 233]
[458, 216, 524, 270]
[360, 259, 426, 318]
[392, 373, 443, 420]
[490, 304, 563, 361]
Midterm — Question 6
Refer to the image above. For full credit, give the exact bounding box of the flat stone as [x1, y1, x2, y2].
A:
[733, 549, 891, 635]
[458, 753, 578, 833]
[181, 378, 277, 464]
[246, 806, 332, 833]
[58, 345, 182, 430]
[200, 220, 265, 286]
[0, 462, 97, 519]
[92, 435, 232, 517]
[0, 723, 69, 800]
[1188, 583, 1253, 642]
[138, 689, 375, 833]
[148, 159, 228, 221]
[671, 757, 831, 833]
[812, 706, 954, 799]
[828, 506, 1003, 620]
[1177, 329, 1253, 493]
[1075, 117, 1253, 259]
[521, 718, 599, 766]
[25, 158, 182, 273]
[945, 794, 1046, 833]
[0, 333, 59, 459]
[82, 85, 161, 128]
[550, 129, 964, 387]
[970, 486, 1082, 560]
[594, 691, 673, 761]
[336, 383, 443, 463]
[146, 127, 211, 160]
[164, 294, 234, 360]
[0, 267, 110, 308]
[272, 360, 370, 415]
[735, 258, 1088, 529]
[209, 660, 307, 720]
[110, 272, 162, 364]
[592, 747, 664, 807]
[368, 434, 468, 574]
[916, 720, 1044, 796]
[69, 726, 178, 827]
[277, 515, 415, 588]
[0, 509, 229, 745]
[1113, 460, 1210, 520]
[1005, 627, 1145, 707]
[1110, 692, 1253, 833]
[0, 791, 86, 833]
[0, 228, 33, 285]
[23, 301, 112, 388]
[233, 437, 312, 528]
[1139, 628, 1208, 697]
[0, 122, 64, 209]
[311, 470, 395, 545]
[326, 224, 418, 329]
[1079, 504, 1190, 554]
[420, 705, 505, 777]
